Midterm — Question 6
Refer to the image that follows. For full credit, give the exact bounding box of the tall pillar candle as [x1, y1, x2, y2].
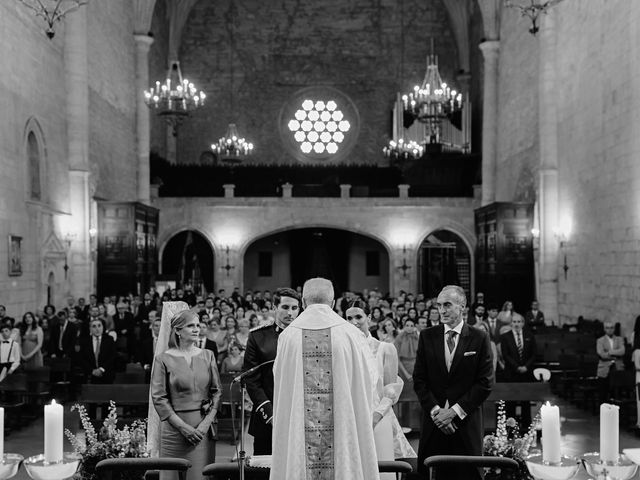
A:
[0, 406, 4, 459]
[600, 403, 619, 463]
[541, 402, 561, 464]
[44, 400, 63, 463]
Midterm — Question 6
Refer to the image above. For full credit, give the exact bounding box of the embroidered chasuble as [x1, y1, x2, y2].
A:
[270, 303, 380, 480]
[303, 329, 334, 479]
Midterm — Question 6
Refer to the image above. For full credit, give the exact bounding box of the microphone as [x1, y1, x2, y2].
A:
[231, 359, 275, 383]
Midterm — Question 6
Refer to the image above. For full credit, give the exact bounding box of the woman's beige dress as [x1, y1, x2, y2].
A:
[151, 349, 221, 480]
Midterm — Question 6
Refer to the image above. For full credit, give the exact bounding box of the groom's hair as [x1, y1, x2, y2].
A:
[273, 287, 301, 307]
[302, 278, 334, 305]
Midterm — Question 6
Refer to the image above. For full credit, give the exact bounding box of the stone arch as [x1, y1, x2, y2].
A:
[242, 225, 391, 295]
[158, 225, 216, 264]
[417, 224, 475, 299]
[238, 224, 393, 261]
[23, 117, 47, 203]
[159, 228, 216, 293]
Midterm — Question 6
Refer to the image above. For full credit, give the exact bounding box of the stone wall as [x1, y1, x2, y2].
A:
[0, 1, 139, 317]
[495, 1, 640, 334]
[149, 0, 458, 164]
[154, 196, 477, 296]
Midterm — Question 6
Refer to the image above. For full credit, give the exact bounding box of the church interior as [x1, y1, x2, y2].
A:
[2, 0, 640, 478]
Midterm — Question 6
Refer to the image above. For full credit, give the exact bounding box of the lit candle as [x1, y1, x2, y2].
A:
[0, 407, 4, 459]
[600, 403, 619, 463]
[541, 402, 561, 464]
[44, 400, 63, 463]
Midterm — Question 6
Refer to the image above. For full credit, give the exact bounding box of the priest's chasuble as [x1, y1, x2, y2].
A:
[270, 303, 380, 480]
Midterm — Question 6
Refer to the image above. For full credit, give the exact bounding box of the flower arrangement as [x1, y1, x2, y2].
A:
[483, 400, 540, 480]
[65, 402, 148, 480]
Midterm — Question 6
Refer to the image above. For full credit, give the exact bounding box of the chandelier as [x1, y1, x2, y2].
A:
[504, 0, 565, 35]
[144, 61, 206, 136]
[17, 0, 87, 39]
[402, 52, 463, 144]
[211, 123, 254, 159]
[383, 139, 423, 161]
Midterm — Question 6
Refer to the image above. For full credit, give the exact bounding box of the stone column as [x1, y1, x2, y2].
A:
[479, 41, 500, 206]
[134, 34, 154, 204]
[64, 6, 92, 298]
[538, 13, 560, 324]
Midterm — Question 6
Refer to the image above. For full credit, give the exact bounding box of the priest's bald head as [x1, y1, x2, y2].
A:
[302, 277, 335, 307]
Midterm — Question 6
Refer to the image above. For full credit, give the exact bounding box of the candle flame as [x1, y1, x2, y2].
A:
[545, 401, 551, 407]
[51, 399, 57, 405]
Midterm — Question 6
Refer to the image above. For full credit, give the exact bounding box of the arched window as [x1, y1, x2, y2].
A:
[27, 131, 42, 201]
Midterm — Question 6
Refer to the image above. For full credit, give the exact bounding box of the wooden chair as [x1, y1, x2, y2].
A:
[201, 460, 412, 479]
[424, 455, 518, 479]
[49, 357, 74, 401]
[78, 383, 149, 421]
[96, 457, 191, 480]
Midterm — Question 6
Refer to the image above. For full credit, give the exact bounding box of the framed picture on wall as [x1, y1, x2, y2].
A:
[8, 235, 22, 276]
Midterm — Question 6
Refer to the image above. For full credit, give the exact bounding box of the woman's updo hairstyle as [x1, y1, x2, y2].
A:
[169, 309, 199, 348]
[346, 299, 370, 317]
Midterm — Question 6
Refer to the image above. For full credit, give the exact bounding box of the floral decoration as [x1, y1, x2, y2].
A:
[483, 400, 540, 480]
[65, 402, 148, 480]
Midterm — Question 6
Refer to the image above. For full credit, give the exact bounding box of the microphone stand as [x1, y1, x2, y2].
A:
[232, 359, 275, 480]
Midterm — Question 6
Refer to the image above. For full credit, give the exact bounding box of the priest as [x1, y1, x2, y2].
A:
[270, 277, 379, 480]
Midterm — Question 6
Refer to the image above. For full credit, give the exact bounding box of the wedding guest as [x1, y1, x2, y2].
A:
[49, 310, 77, 359]
[426, 306, 441, 327]
[497, 300, 515, 332]
[20, 312, 43, 369]
[151, 309, 222, 480]
[394, 318, 419, 382]
[220, 342, 244, 374]
[525, 300, 545, 330]
[0, 323, 20, 382]
[79, 319, 116, 384]
[346, 299, 416, 474]
[597, 321, 625, 404]
[196, 319, 218, 359]
[235, 319, 250, 349]
[379, 319, 398, 343]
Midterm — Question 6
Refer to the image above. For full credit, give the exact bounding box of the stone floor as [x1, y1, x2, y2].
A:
[5, 396, 640, 480]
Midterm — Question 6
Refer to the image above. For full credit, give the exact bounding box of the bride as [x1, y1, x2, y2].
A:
[148, 302, 222, 480]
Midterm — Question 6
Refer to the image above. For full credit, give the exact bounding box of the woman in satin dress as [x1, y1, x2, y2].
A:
[151, 309, 222, 480]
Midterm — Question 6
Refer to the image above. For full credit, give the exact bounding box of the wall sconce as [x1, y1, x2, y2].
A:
[63, 233, 76, 279]
[220, 246, 235, 277]
[553, 226, 571, 280]
[396, 246, 412, 278]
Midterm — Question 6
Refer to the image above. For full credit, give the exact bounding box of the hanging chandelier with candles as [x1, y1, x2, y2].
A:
[504, 0, 565, 35]
[383, 139, 424, 161]
[17, 0, 87, 39]
[211, 123, 254, 159]
[402, 51, 463, 145]
[144, 61, 206, 136]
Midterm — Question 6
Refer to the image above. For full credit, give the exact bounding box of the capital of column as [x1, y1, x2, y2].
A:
[134, 34, 154, 52]
[479, 40, 500, 61]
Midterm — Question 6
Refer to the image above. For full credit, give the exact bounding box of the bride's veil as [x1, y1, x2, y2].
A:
[146, 300, 189, 457]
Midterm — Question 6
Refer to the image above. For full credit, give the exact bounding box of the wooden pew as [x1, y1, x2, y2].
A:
[78, 383, 149, 421]
[484, 382, 553, 431]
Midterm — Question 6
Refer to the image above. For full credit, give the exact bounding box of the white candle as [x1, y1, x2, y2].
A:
[44, 400, 63, 463]
[600, 403, 619, 463]
[0, 407, 4, 459]
[541, 402, 561, 464]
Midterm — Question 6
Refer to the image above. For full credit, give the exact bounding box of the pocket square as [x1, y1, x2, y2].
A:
[463, 351, 477, 356]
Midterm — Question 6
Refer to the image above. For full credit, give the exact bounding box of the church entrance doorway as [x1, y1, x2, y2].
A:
[160, 231, 214, 295]
[243, 228, 389, 296]
[419, 230, 471, 300]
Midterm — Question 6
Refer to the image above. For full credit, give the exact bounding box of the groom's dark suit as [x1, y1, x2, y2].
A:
[413, 323, 493, 478]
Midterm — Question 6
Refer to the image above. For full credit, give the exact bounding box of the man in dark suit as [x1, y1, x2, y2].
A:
[413, 285, 493, 479]
[49, 310, 78, 358]
[243, 287, 301, 455]
[524, 300, 545, 331]
[80, 318, 116, 384]
[114, 302, 135, 360]
[196, 318, 219, 359]
[500, 313, 537, 426]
